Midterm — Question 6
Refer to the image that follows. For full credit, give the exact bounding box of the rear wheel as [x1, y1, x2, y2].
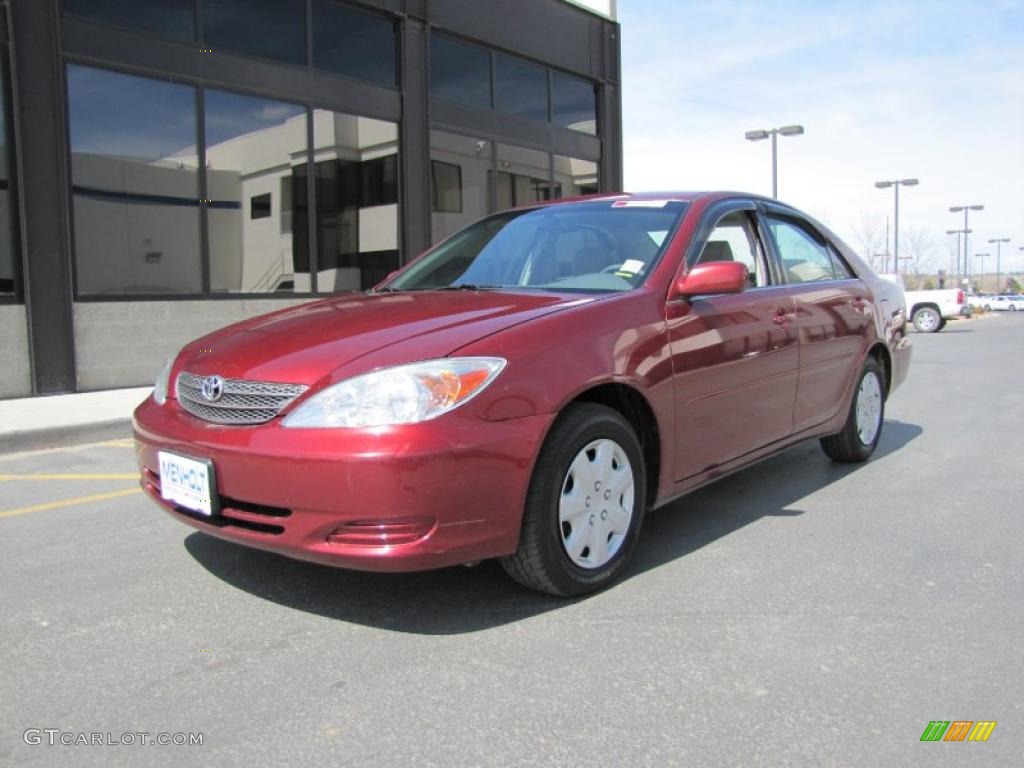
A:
[501, 403, 646, 596]
[820, 357, 885, 463]
[912, 306, 941, 332]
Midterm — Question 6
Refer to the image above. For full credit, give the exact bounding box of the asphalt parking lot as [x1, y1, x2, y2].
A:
[2, 314, 1022, 767]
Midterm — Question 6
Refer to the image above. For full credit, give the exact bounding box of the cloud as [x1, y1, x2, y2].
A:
[619, 0, 1024, 269]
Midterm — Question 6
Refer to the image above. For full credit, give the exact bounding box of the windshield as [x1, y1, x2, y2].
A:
[384, 200, 687, 294]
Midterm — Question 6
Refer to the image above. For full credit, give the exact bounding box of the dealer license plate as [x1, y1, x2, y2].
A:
[158, 451, 216, 516]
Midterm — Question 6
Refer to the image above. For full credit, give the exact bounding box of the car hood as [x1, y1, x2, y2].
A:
[175, 290, 592, 385]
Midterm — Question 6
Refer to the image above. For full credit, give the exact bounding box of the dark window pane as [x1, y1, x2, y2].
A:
[494, 143, 552, 211]
[312, 110, 399, 292]
[63, 0, 196, 41]
[313, 0, 396, 87]
[430, 131, 490, 243]
[495, 54, 547, 121]
[430, 36, 490, 108]
[67, 65, 200, 295]
[203, 0, 306, 66]
[431, 161, 462, 214]
[551, 71, 596, 134]
[204, 89, 307, 293]
[250, 193, 271, 219]
[0, 50, 17, 297]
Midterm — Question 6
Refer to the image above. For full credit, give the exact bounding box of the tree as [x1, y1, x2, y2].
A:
[900, 226, 937, 276]
[849, 212, 887, 272]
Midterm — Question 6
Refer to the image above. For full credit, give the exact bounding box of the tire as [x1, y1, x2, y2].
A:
[984, 305, 991, 312]
[912, 306, 941, 333]
[501, 403, 647, 596]
[820, 357, 885, 463]
[1011, 305, 1018, 312]
[937, 318, 947, 331]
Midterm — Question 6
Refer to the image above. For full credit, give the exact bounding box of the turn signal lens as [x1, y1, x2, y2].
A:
[282, 357, 507, 428]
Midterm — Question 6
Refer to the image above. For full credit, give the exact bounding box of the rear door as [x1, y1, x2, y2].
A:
[760, 208, 872, 432]
[667, 201, 799, 481]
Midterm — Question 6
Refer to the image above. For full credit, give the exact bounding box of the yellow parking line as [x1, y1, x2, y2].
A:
[0, 474, 138, 481]
[0, 488, 141, 519]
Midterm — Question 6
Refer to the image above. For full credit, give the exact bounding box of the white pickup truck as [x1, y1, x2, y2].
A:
[880, 275, 966, 333]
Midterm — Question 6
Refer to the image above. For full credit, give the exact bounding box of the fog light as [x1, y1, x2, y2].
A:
[326, 516, 435, 547]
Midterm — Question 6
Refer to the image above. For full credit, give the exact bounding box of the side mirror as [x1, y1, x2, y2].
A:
[671, 261, 749, 300]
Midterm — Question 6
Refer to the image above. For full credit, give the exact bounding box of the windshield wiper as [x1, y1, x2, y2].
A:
[439, 283, 499, 291]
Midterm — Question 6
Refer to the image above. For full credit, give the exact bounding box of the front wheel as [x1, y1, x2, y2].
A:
[912, 306, 941, 332]
[501, 403, 646, 596]
[820, 357, 885, 463]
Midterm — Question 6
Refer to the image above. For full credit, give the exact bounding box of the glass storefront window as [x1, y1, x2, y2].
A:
[553, 154, 599, 198]
[203, 0, 306, 66]
[204, 89, 308, 293]
[430, 36, 491, 109]
[312, 110, 399, 292]
[0, 50, 16, 297]
[494, 144, 553, 212]
[62, 0, 196, 42]
[313, 0, 396, 87]
[494, 54, 547, 122]
[551, 71, 596, 135]
[430, 131, 491, 243]
[67, 65, 201, 296]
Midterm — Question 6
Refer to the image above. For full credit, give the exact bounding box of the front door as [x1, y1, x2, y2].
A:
[667, 206, 799, 481]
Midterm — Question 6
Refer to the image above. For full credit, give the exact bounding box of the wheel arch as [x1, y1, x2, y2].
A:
[866, 342, 892, 398]
[566, 382, 661, 511]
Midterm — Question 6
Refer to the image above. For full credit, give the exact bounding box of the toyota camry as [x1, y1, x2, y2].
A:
[134, 192, 911, 596]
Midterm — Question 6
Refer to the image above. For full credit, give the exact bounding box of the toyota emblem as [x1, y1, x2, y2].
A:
[200, 375, 225, 402]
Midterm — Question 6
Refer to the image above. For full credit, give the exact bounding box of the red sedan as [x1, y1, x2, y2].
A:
[134, 192, 911, 596]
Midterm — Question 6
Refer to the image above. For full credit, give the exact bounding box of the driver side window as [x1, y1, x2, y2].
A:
[695, 211, 770, 287]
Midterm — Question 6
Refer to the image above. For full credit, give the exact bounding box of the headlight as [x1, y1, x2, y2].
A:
[282, 357, 507, 428]
[153, 355, 175, 405]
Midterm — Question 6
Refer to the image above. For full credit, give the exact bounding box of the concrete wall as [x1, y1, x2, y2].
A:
[73, 298, 310, 391]
[0, 305, 32, 398]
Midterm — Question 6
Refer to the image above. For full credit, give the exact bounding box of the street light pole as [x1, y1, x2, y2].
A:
[949, 204, 984, 285]
[745, 125, 804, 199]
[988, 237, 1010, 295]
[974, 253, 989, 292]
[875, 178, 918, 267]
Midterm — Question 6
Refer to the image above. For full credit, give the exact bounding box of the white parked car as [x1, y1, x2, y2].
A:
[966, 295, 992, 311]
[989, 295, 1021, 311]
[879, 275, 966, 332]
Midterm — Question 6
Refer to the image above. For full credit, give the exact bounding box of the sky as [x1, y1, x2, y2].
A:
[611, 0, 1024, 276]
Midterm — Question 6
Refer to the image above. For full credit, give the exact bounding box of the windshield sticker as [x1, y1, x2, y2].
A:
[618, 259, 645, 275]
[612, 200, 672, 208]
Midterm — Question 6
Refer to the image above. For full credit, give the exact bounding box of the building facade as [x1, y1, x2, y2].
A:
[0, 0, 621, 397]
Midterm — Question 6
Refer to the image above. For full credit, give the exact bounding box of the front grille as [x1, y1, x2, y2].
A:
[176, 372, 307, 425]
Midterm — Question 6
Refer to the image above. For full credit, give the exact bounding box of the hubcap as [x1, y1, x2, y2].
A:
[558, 438, 635, 569]
[917, 310, 938, 331]
[855, 371, 883, 445]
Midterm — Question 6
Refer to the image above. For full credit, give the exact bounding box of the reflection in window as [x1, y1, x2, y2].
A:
[0, 49, 17, 297]
[205, 90, 306, 293]
[430, 131, 490, 243]
[62, 0, 196, 41]
[553, 154, 599, 198]
[551, 72, 596, 135]
[494, 144, 554, 212]
[67, 65, 200, 295]
[766, 217, 842, 283]
[430, 35, 491, 108]
[495, 54, 548, 121]
[431, 161, 462, 214]
[313, 0, 396, 87]
[203, 0, 306, 65]
[311, 110, 399, 292]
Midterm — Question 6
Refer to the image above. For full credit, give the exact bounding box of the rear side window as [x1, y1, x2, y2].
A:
[766, 215, 847, 283]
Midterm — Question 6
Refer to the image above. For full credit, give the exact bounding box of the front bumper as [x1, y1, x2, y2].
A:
[133, 397, 554, 572]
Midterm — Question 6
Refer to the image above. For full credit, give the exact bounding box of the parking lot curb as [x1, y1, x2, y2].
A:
[0, 419, 133, 455]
